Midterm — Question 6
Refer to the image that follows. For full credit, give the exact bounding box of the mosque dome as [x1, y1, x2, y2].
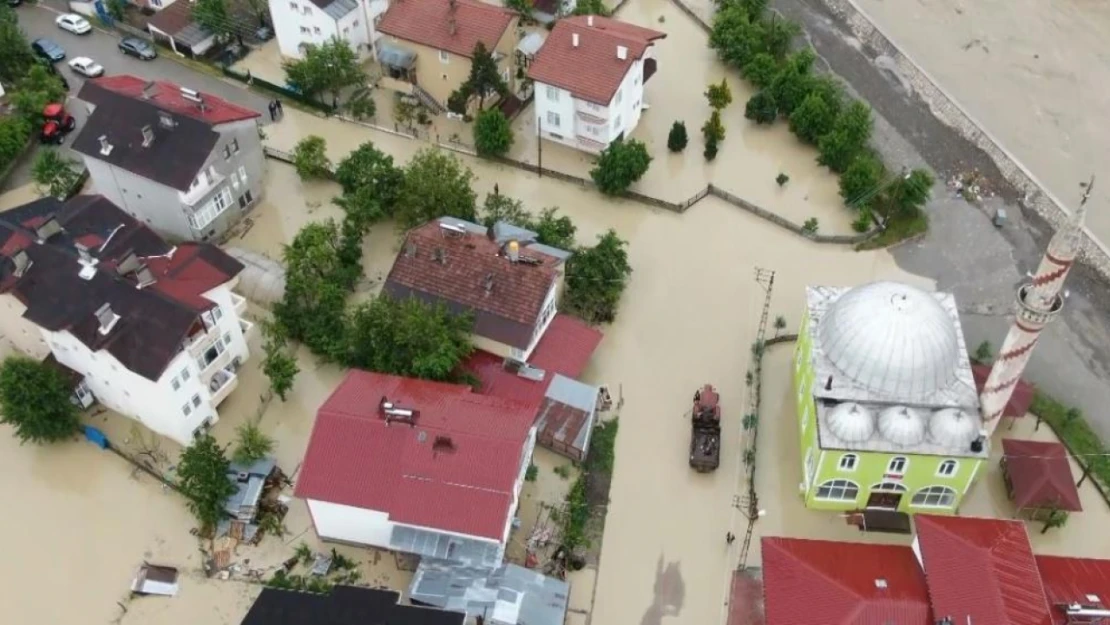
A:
[826, 402, 876, 442]
[877, 405, 927, 446]
[818, 281, 960, 400]
[928, 408, 980, 448]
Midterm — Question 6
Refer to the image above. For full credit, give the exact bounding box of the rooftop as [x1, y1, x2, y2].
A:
[376, 0, 514, 58]
[307, 0, 359, 20]
[1036, 555, 1110, 625]
[409, 559, 570, 625]
[384, 217, 568, 351]
[0, 195, 242, 381]
[528, 15, 667, 105]
[147, 0, 211, 45]
[1001, 438, 1082, 512]
[294, 370, 537, 541]
[240, 586, 464, 625]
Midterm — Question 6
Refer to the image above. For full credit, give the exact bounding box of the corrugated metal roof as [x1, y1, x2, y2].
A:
[409, 559, 569, 625]
[1036, 555, 1110, 625]
[1002, 439, 1082, 512]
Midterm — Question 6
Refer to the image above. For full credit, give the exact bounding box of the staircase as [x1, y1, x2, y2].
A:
[412, 84, 446, 115]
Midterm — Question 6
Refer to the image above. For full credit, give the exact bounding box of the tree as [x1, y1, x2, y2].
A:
[233, 420, 275, 464]
[744, 90, 778, 124]
[0, 6, 36, 85]
[704, 137, 719, 161]
[396, 148, 477, 229]
[532, 207, 576, 250]
[106, 0, 127, 21]
[590, 139, 652, 196]
[973, 340, 993, 364]
[0, 117, 31, 172]
[817, 100, 872, 172]
[346, 296, 473, 380]
[481, 192, 531, 227]
[838, 153, 885, 209]
[702, 110, 726, 144]
[776, 173, 789, 186]
[572, 0, 611, 16]
[506, 0, 534, 19]
[742, 52, 778, 89]
[769, 49, 816, 116]
[291, 135, 332, 180]
[705, 78, 733, 110]
[31, 149, 81, 199]
[192, 0, 233, 41]
[345, 87, 377, 120]
[564, 230, 633, 323]
[10, 65, 67, 124]
[461, 42, 507, 111]
[709, 4, 767, 69]
[788, 92, 837, 144]
[334, 185, 385, 234]
[473, 108, 514, 157]
[176, 434, 237, 530]
[667, 121, 688, 152]
[731, 0, 768, 20]
[884, 168, 934, 218]
[0, 355, 80, 444]
[333, 141, 404, 212]
[261, 322, 300, 401]
[1041, 507, 1069, 534]
[282, 37, 364, 106]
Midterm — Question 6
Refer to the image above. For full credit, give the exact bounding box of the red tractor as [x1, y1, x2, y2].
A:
[40, 102, 76, 145]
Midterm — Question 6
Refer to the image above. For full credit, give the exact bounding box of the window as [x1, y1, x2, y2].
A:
[911, 486, 957, 508]
[172, 377, 181, 391]
[613, 115, 622, 129]
[192, 394, 202, 408]
[546, 85, 558, 101]
[213, 306, 223, 321]
[343, 27, 350, 35]
[223, 145, 231, 160]
[224, 332, 232, 346]
[887, 456, 908, 475]
[313, 26, 322, 34]
[289, 1, 297, 8]
[546, 111, 561, 128]
[937, 459, 958, 477]
[615, 88, 623, 105]
[300, 26, 311, 34]
[815, 479, 859, 502]
[189, 188, 233, 230]
[871, 481, 907, 493]
[439, 50, 449, 63]
[838, 453, 858, 472]
[238, 165, 247, 183]
[182, 403, 192, 416]
[302, 6, 310, 15]
[586, 125, 601, 137]
[230, 172, 240, 188]
[181, 368, 191, 381]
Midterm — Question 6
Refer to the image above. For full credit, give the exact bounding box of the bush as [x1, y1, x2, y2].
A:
[473, 108, 513, 157]
[702, 110, 725, 144]
[839, 153, 886, 209]
[742, 52, 778, 89]
[291, 135, 331, 180]
[776, 173, 789, 186]
[705, 78, 733, 110]
[590, 139, 652, 196]
[744, 90, 778, 124]
[817, 100, 872, 173]
[704, 136, 719, 161]
[667, 121, 688, 152]
[850, 210, 872, 233]
[883, 168, 934, 219]
[233, 420, 275, 464]
[789, 91, 838, 145]
[31, 148, 81, 199]
[0, 116, 31, 171]
[802, 217, 819, 235]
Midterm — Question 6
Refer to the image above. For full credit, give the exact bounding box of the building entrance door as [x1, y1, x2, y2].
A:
[866, 491, 902, 510]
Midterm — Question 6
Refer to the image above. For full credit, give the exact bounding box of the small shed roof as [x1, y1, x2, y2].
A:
[1002, 438, 1082, 512]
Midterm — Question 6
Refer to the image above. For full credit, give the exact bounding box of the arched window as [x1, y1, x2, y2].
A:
[911, 486, 957, 508]
[871, 481, 908, 492]
[838, 453, 858, 471]
[815, 479, 860, 502]
[937, 459, 959, 477]
[887, 456, 908, 475]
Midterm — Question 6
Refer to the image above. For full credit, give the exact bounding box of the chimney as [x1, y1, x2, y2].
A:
[616, 45, 628, 60]
[572, 32, 579, 47]
[35, 217, 62, 242]
[141, 80, 156, 99]
[116, 251, 141, 275]
[825, 375, 833, 390]
[98, 135, 113, 156]
[587, 15, 593, 26]
[75, 242, 93, 263]
[158, 111, 176, 130]
[483, 272, 494, 295]
[506, 240, 520, 262]
[135, 264, 156, 288]
[433, 435, 456, 453]
[11, 250, 32, 277]
[94, 302, 120, 335]
[141, 124, 154, 148]
[433, 247, 447, 264]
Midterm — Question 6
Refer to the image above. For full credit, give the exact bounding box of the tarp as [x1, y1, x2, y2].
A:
[377, 42, 416, 69]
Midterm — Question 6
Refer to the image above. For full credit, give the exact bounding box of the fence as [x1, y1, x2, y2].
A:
[222, 67, 337, 115]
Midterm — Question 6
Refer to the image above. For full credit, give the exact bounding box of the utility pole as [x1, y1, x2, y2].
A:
[537, 118, 543, 177]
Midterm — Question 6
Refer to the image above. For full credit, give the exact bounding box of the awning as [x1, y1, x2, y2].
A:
[377, 42, 416, 69]
[1002, 438, 1082, 512]
[517, 32, 545, 57]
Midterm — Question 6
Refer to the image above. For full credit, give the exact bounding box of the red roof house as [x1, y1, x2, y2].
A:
[1036, 555, 1110, 625]
[376, 0, 514, 58]
[295, 371, 538, 564]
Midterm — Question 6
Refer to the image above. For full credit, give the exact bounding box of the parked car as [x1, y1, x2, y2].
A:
[55, 14, 92, 35]
[118, 37, 157, 60]
[68, 56, 105, 78]
[31, 38, 66, 62]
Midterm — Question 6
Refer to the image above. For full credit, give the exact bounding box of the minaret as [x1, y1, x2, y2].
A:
[980, 177, 1094, 435]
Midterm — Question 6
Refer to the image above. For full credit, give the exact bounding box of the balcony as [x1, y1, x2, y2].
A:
[185, 326, 220, 357]
[239, 318, 254, 340]
[178, 169, 226, 207]
[230, 292, 247, 316]
[208, 366, 238, 407]
[575, 99, 609, 120]
[197, 340, 233, 377]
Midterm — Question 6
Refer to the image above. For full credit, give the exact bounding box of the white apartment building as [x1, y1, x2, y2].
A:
[0, 195, 253, 445]
[270, 0, 387, 60]
[527, 14, 666, 154]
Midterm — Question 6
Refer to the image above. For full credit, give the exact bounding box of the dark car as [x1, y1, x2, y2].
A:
[118, 36, 157, 60]
[31, 38, 66, 62]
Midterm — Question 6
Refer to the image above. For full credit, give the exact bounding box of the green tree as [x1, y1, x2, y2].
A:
[481, 192, 531, 227]
[0, 355, 80, 444]
[769, 49, 816, 116]
[564, 230, 633, 323]
[0, 6, 35, 86]
[31, 149, 81, 199]
[973, 340, 993, 364]
[702, 110, 726, 144]
[788, 92, 837, 144]
[709, 3, 766, 69]
[817, 100, 873, 173]
[667, 121, 688, 152]
[233, 420, 275, 464]
[461, 42, 507, 111]
[345, 87, 377, 120]
[192, 0, 232, 41]
[261, 322, 300, 401]
[705, 78, 733, 110]
[473, 108, 514, 157]
[1041, 507, 1069, 534]
[532, 207, 577, 250]
[838, 153, 885, 209]
[506, 0, 534, 19]
[333, 141, 404, 211]
[0, 117, 31, 172]
[291, 135, 332, 180]
[396, 148, 477, 229]
[704, 136, 719, 161]
[744, 90, 778, 124]
[572, 0, 611, 16]
[760, 14, 800, 59]
[590, 138, 652, 196]
[730, 0, 768, 20]
[334, 186, 384, 234]
[346, 296, 473, 380]
[742, 52, 778, 89]
[10, 65, 67, 124]
[176, 434, 237, 530]
[283, 37, 365, 106]
[106, 0, 127, 21]
[884, 168, 934, 218]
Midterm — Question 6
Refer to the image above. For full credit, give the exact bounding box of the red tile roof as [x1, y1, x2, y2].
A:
[1036, 555, 1110, 625]
[914, 515, 1052, 625]
[377, 0, 514, 58]
[972, 364, 1035, 418]
[527, 15, 666, 105]
[384, 220, 562, 349]
[85, 75, 261, 126]
[762, 537, 931, 625]
[1001, 439, 1082, 512]
[294, 371, 536, 541]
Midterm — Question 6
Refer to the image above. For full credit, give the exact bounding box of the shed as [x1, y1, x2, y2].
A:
[224, 247, 286, 306]
[409, 559, 570, 625]
[535, 374, 599, 462]
[147, 1, 215, 57]
[1000, 438, 1082, 515]
[225, 457, 277, 521]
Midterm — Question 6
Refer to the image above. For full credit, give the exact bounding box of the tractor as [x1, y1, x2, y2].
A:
[40, 102, 76, 145]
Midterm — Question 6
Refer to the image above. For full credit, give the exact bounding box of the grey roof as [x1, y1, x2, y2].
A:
[517, 32, 545, 56]
[378, 41, 417, 69]
[224, 457, 276, 520]
[437, 216, 572, 263]
[409, 560, 569, 625]
[311, 0, 359, 20]
[546, 374, 598, 413]
[175, 23, 213, 47]
[390, 524, 502, 567]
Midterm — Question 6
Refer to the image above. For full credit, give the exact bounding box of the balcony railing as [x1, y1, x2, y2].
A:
[178, 170, 226, 207]
[575, 99, 608, 119]
[185, 326, 220, 356]
[208, 366, 239, 407]
[230, 292, 247, 316]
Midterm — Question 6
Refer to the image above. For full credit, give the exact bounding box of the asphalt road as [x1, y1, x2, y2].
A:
[3, 2, 270, 190]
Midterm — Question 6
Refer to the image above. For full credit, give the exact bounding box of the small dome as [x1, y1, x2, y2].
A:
[878, 405, 926, 446]
[827, 402, 876, 442]
[929, 408, 980, 448]
[818, 282, 960, 400]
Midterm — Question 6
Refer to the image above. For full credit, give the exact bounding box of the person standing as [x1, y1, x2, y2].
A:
[267, 100, 276, 121]
[275, 99, 284, 119]
[726, 532, 735, 545]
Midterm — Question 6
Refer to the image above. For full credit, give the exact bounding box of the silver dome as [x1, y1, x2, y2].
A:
[826, 402, 876, 442]
[818, 281, 960, 400]
[877, 405, 927, 446]
[928, 408, 980, 448]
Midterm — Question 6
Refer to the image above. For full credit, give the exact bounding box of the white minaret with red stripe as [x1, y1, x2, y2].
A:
[980, 178, 1095, 435]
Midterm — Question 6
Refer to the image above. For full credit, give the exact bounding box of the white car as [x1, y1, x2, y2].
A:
[55, 14, 92, 35]
[68, 56, 104, 78]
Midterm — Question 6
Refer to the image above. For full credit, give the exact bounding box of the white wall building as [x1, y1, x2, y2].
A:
[527, 14, 666, 154]
[269, 0, 387, 60]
